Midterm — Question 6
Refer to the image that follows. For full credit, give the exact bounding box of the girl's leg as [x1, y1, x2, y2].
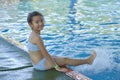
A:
[45, 51, 96, 70]
[53, 51, 96, 66]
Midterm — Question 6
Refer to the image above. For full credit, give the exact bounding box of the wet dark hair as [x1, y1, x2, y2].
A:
[27, 11, 44, 25]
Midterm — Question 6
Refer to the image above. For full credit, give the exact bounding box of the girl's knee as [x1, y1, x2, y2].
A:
[64, 57, 69, 65]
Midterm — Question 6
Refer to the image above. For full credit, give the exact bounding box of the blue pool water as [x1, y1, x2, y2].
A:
[0, 0, 120, 80]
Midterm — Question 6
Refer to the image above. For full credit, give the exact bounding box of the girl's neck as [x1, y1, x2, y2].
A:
[32, 30, 40, 35]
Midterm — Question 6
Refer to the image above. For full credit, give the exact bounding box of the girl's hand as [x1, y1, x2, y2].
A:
[55, 67, 68, 72]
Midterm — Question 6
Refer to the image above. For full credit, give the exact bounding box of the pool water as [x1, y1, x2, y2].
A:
[0, 0, 120, 80]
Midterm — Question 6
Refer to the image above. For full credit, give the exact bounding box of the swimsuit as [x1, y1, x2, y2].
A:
[27, 40, 40, 52]
[27, 39, 46, 70]
[33, 58, 46, 70]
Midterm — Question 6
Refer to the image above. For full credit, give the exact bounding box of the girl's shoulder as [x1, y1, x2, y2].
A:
[29, 34, 40, 44]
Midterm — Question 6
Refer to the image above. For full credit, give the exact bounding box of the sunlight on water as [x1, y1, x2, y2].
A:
[74, 48, 114, 74]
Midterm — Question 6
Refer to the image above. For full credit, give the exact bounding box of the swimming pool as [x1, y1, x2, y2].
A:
[0, 0, 120, 80]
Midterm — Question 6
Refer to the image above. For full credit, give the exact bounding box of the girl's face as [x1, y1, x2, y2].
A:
[30, 15, 44, 32]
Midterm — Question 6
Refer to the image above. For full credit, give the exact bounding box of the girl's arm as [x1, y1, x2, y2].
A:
[34, 36, 68, 72]
[34, 36, 57, 68]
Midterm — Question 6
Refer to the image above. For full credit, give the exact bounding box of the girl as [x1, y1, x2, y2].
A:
[27, 11, 96, 72]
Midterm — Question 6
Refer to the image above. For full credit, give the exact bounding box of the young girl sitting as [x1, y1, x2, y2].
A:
[27, 11, 96, 72]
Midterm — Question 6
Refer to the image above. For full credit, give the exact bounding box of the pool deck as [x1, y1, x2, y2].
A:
[0, 36, 73, 80]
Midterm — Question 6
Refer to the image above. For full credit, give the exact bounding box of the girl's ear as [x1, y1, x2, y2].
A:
[28, 22, 32, 25]
[29, 23, 33, 29]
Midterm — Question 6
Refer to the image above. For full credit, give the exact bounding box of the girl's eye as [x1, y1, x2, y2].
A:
[35, 21, 39, 24]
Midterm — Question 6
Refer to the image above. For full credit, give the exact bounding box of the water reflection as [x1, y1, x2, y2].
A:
[0, 0, 20, 8]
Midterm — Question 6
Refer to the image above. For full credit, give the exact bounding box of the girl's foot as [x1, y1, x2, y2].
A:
[87, 51, 96, 65]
